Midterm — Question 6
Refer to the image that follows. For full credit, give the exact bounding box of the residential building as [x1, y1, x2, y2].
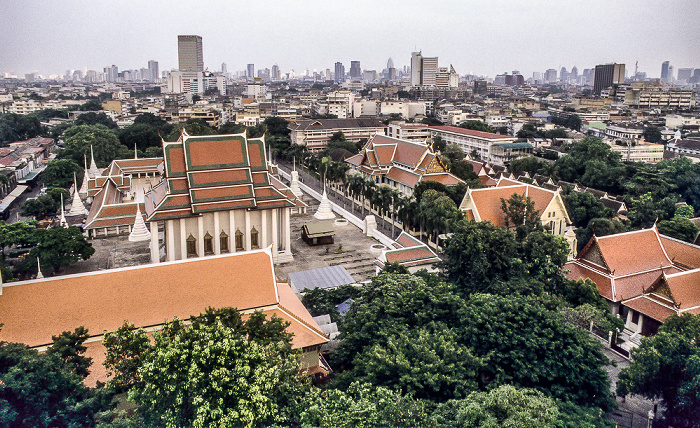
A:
[666, 133, 700, 163]
[289, 118, 385, 151]
[609, 140, 664, 163]
[593, 63, 625, 95]
[345, 134, 463, 195]
[0, 249, 329, 386]
[410, 51, 439, 87]
[178, 35, 204, 72]
[386, 121, 431, 142]
[144, 131, 305, 264]
[623, 82, 696, 109]
[665, 114, 700, 129]
[428, 125, 527, 166]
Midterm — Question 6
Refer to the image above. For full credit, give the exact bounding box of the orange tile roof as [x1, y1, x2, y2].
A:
[386, 167, 420, 187]
[593, 229, 674, 277]
[665, 270, 700, 311]
[374, 144, 396, 166]
[660, 236, 700, 269]
[0, 250, 327, 385]
[623, 296, 678, 322]
[466, 184, 557, 227]
[422, 173, 463, 186]
[565, 261, 614, 301]
[395, 231, 423, 248]
[429, 125, 515, 141]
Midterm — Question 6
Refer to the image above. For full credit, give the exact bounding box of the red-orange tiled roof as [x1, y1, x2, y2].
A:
[594, 229, 674, 277]
[386, 167, 420, 187]
[429, 125, 514, 140]
[660, 236, 700, 269]
[665, 270, 700, 311]
[623, 296, 678, 322]
[423, 173, 463, 186]
[565, 261, 614, 301]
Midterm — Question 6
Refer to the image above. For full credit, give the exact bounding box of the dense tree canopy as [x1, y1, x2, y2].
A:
[60, 124, 129, 168]
[27, 226, 95, 273]
[0, 113, 42, 144]
[617, 313, 700, 427]
[40, 158, 83, 188]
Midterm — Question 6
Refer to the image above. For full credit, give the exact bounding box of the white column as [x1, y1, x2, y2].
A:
[150, 221, 159, 263]
[271, 208, 278, 258]
[214, 211, 221, 255]
[197, 215, 204, 257]
[167, 220, 175, 262]
[636, 314, 644, 334]
[285, 207, 291, 254]
[261, 210, 268, 249]
[229, 210, 236, 252]
[179, 218, 187, 260]
[245, 210, 251, 251]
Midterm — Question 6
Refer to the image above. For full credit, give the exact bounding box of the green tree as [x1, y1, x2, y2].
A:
[27, 226, 95, 273]
[545, 128, 568, 139]
[60, 124, 128, 167]
[0, 220, 39, 257]
[563, 189, 614, 228]
[0, 113, 42, 144]
[575, 217, 628, 251]
[516, 123, 544, 139]
[298, 382, 430, 428]
[118, 123, 161, 152]
[459, 120, 495, 133]
[110, 308, 302, 428]
[460, 294, 613, 410]
[20, 194, 58, 219]
[657, 217, 699, 243]
[133, 112, 174, 135]
[642, 125, 662, 143]
[301, 284, 361, 322]
[263, 116, 291, 137]
[40, 158, 83, 188]
[0, 337, 112, 427]
[628, 192, 677, 228]
[617, 313, 700, 427]
[433, 385, 560, 428]
[102, 321, 151, 392]
[74, 112, 118, 129]
[165, 119, 216, 141]
[509, 156, 550, 177]
[500, 193, 543, 240]
[46, 326, 92, 378]
[674, 204, 695, 219]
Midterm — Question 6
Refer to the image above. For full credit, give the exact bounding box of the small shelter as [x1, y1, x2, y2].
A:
[301, 220, 335, 246]
[288, 265, 355, 294]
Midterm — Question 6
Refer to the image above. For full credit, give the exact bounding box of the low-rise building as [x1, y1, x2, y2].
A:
[290, 118, 385, 151]
[386, 121, 431, 142]
[428, 125, 526, 166]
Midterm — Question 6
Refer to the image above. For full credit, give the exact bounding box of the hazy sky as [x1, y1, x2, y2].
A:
[2, 0, 698, 78]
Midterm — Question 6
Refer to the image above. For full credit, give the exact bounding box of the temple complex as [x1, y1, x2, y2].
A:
[144, 131, 304, 264]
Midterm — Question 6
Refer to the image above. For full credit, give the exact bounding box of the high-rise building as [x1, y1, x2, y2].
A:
[410, 51, 439, 87]
[349, 61, 361, 79]
[221, 62, 227, 74]
[661, 61, 670, 82]
[271, 64, 280, 80]
[593, 63, 625, 95]
[104, 65, 118, 83]
[544, 69, 557, 83]
[247, 64, 255, 79]
[410, 52, 422, 86]
[334, 62, 345, 83]
[178, 35, 204, 72]
[387, 58, 394, 70]
[148, 60, 159, 82]
[571, 66, 578, 80]
[677, 68, 693, 83]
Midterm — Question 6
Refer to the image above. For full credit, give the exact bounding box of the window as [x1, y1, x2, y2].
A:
[220, 231, 229, 253]
[235, 229, 244, 251]
[203, 232, 213, 255]
[251, 226, 259, 249]
[186, 234, 197, 257]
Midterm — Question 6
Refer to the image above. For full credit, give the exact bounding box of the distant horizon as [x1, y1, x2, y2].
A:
[2, 0, 698, 80]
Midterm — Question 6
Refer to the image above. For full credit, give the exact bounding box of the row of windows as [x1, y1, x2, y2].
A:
[185, 227, 259, 258]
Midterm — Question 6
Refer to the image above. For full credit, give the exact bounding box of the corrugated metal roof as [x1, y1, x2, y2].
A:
[289, 265, 355, 292]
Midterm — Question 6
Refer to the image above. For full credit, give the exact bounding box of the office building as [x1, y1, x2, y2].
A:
[544, 69, 557, 83]
[148, 60, 159, 82]
[271, 64, 280, 80]
[661, 61, 670, 82]
[410, 51, 439, 87]
[677, 68, 694, 83]
[247, 64, 255, 79]
[349, 61, 361, 79]
[334, 62, 345, 83]
[593, 63, 625, 95]
[178, 35, 204, 72]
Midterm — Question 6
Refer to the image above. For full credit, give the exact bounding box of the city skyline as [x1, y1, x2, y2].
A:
[1, 0, 699, 78]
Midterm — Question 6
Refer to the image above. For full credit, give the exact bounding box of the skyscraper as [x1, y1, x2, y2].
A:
[387, 58, 394, 70]
[410, 51, 438, 86]
[247, 64, 255, 79]
[334, 62, 345, 83]
[271, 64, 280, 80]
[148, 60, 159, 82]
[593, 63, 625, 95]
[178, 35, 203, 72]
[350, 61, 361, 78]
[661, 61, 670, 82]
[410, 52, 422, 86]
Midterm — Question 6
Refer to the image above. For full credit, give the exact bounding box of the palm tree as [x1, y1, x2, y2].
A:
[389, 190, 403, 238]
[376, 186, 393, 232]
[347, 174, 364, 215]
[362, 178, 377, 218]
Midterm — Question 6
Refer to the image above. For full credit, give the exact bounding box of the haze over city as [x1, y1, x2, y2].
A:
[2, 0, 699, 78]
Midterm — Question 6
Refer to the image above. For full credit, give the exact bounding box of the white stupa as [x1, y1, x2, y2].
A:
[128, 204, 151, 242]
[68, 173, 88, 216]
[290, 170, 303, 198]
[59, 193, 68, 227]
[78, 155, 89, 198]
[88, 145, 101, 179]
[314, 189, 336, 220]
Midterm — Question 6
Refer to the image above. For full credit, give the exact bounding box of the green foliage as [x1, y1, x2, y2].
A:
[46, 326, 92, 378]
[102, 321, 151, 391]
[26, 226, 95, 272]
[675, 204, 695, 219]
[459, 120, 494, 133]
[440, 143, 465, 167]
[517, 123, 544, 138]
[74, 112, 118, 129]
[509, 156, 550, 177]
[562, 189, 614, 228]
[40, 158, 83, 188]
[20, 194, 58, 219]
[642, 125, 662, 143]
[0, 339, 113, 427]
[553, 137, 622, 192]
[617, 313, 700, 427]
[575, 217, 628, 251]
[657, 217, 699, 242]
[500, 193, 543, 240]
[0, 112, 42, 144]
[301, 284, 362, 322]
[106, 307, 302, 428]
[60, 124, 128, 168]
[164, 119, 216, 140]
[460, 294, 613, 410]
[0, 220, 39, 256]
[263, 116, 291, 137]
[433, 384, 560, 428]
[118, 123, 161, 152]
[545, 128, 568, 139]
[77, 99, 104, 111]
[298, 382, 431, 428]
[628, 192, 677, 228]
